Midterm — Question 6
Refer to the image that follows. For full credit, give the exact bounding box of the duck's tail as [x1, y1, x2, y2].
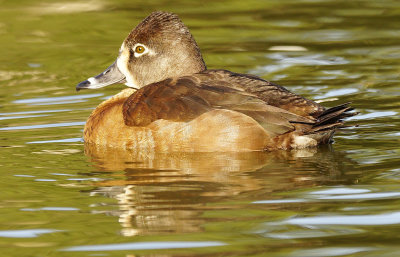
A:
[304, 102, 358, 144]
[311, 102, 358, 132]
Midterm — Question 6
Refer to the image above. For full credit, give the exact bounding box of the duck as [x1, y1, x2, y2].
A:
[76, 11, 356, 152]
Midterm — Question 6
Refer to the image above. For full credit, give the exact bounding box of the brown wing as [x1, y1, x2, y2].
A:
[122, 76, 315, 136]
[194, 70, 326, 118]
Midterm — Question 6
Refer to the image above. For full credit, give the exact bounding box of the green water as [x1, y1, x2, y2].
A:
[1, 0, 399, 256]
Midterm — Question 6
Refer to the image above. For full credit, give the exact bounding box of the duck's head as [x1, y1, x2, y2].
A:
[76, 11, 206, 91]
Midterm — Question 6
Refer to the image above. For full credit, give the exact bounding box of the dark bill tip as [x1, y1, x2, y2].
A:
[76, 80, 91, 92]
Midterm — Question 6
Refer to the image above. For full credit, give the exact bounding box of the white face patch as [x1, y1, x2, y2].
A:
[117, 49, 139, 89]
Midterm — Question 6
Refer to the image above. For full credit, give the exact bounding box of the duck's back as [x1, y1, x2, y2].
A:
[191, 70, 325, 118]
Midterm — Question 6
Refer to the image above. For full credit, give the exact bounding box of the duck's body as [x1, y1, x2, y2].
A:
[77, 12, 355, 152]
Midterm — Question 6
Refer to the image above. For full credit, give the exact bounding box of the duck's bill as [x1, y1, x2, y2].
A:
[76, 60, 126, 91]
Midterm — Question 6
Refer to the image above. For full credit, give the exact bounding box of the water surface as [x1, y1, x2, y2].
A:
[0, 0, 399, 256]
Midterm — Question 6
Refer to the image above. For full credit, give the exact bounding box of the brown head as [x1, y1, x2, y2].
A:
[76, 11, 206, 91]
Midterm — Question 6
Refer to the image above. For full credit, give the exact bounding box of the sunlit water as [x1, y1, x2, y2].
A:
[1, 0, 399, 256]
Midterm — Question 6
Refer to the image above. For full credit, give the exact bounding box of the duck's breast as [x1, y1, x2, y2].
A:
[85, 102, 272, 152]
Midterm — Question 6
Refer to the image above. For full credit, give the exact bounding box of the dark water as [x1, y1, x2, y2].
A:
[1, 0, 399, 256]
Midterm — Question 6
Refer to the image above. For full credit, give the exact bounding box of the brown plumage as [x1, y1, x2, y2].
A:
[76, 11, 356, 152]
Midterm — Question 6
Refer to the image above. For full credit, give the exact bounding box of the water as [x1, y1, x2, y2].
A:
[1, 0, 399, 256]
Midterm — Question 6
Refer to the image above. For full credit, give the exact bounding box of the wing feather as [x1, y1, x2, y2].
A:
[122, 76, 315, 136]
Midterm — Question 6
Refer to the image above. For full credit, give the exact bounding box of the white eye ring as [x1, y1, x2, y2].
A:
[132, 43, 149, 58]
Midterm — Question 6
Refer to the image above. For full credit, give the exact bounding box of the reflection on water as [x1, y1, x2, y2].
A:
[85, 143, 359, 237]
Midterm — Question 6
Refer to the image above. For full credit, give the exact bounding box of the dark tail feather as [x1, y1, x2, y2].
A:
[319, 102, 352, 116]
[310, 102, 358, 133]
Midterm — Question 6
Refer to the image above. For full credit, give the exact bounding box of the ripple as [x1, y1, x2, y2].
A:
[309, 188, 371, 195]
[254, 187, 400, 204]
[317, 192, 400, 200]
[314, 88, 359, 99]
[347, 111, 397, 121]
[29, 1, 105, 14]
[0, 229, 61, 238]
[265, 228, 364, 239]
[21, 207, 79, 211]
[49, 173, 76, 176]
[0, 109, 71, 116]
[285, 211, 400, 226]
[13, 93, 103, 106]
[0, 122, 85, 131]
[67, 178, 103, 181]
[0, 114, 49, 121]
[27, 138, 83, 144]
[290, 247, 374, 257]
[253, 53, 349, 74]
[302, 29, 353, 42]
[61, 241, 226, 252]
[268, 53, 349, 65]
[253, 199, 307, 204]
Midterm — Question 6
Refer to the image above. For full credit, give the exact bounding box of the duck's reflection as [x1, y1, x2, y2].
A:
[84, 144, 358, 237]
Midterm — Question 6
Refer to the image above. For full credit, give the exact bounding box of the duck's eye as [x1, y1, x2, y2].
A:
[135, 45, 145, 54]
[132, 44, 152, 58]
